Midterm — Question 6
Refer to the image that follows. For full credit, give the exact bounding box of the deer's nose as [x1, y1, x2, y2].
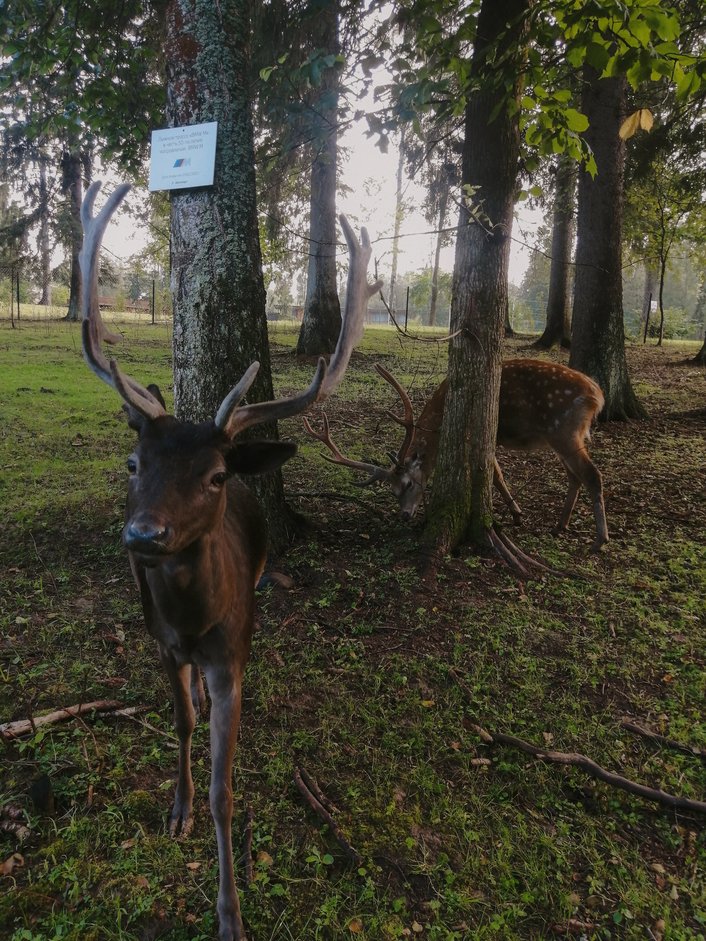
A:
[123, 519, 171, 553]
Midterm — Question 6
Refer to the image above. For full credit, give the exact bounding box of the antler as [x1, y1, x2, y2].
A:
[374, 364, 417, 465]
[317, 215, 383, 401]
[80, 181, 167, 421]
[302, 414, 392, 485]
[215, 214, 381, 437]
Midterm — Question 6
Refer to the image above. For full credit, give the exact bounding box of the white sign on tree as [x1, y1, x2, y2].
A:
[148, 122, 218, 191]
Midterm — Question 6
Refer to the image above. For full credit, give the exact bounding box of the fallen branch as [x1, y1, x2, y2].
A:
[621, 720, 706, 762]
[471, 724, 706, 816]
[242, 805, 254, 885]
[293, 766, 362, 864]
[298, 766, 341, 816]
[1, 700, 125, 741]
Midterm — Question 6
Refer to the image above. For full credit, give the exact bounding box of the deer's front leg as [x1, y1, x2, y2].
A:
[204, 663, 246, 941]
[159, 647, 196, 838]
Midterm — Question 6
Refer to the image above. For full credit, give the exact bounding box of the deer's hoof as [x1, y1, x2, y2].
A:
[168, 804, 194, 839]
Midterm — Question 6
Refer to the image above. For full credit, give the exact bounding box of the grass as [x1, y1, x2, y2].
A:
[0, 319, 705, 940]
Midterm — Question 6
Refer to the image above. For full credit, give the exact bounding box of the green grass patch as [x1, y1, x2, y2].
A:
[1, 322, 705, 940]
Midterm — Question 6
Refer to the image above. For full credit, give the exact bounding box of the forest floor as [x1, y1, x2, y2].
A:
[1, 321, 705, 941]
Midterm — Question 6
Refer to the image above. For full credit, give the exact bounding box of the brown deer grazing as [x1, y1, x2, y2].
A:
[79, 181, 381, 941]
[305, 359, 608, 551]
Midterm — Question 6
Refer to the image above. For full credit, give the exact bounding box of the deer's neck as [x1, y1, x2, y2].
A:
[414, 379, 448, 476]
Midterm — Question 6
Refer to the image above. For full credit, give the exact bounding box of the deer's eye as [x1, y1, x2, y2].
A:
[210, 471, 227, 489]
[126, 457, 138, 475]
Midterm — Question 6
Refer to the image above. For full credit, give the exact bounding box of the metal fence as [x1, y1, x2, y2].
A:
[0, 266, 172, 325]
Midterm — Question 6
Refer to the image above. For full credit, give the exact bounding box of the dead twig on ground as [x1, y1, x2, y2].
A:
[1, 700, 124, 740]
[293, 766, 362, 864]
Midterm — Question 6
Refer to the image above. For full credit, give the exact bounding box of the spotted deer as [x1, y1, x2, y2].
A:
[305, 359, 608, 550]
[79, 181, 381, 940]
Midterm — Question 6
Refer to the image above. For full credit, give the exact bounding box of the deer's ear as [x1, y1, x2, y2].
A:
[226, 440, 297, 476]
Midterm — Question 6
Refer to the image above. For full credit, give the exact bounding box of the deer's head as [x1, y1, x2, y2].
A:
[80, 182, 380, 559]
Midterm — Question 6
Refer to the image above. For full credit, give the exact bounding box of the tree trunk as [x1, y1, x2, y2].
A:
[38, 159, 52, 306]
[641, 261, 657, 342]
[426, 0, 530, 553]
[296, 1, 341, 356]
[63, 147, 82, 322]
[569, 68, 645, 419]
[691, 276, 706, 364]
[389, 126, 406, 318]
[429, 185, 448, 328]
[533, 156, 575, 349]
[166, 0, 297, 551]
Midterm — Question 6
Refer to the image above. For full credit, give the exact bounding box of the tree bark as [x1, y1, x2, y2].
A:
[533, 156, 575, 349]
[166, 0, 297, 551]
[63, 146, 82, 322]
[691, 276, 706, 364]
[569, 68, 645, 419]
[426, 0, 531, 553]
[296, 1, 341, 356]
[389, 126, 406, 318]
[429, 185, 448, 327]
[641, 261, 657, 343]
[38, 159, 52, 306]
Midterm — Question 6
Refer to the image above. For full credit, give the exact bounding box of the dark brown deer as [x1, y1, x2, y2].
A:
[305, 359, 608, 550]
[79, 182, 380, 941]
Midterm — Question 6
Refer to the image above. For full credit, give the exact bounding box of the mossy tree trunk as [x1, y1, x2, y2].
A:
[296, 0, 341, 357]
[63, 145, 83, 322]
[569, 67, 645, 420]
[165, 0, 297, 550]
[426, 0, 531, 554]
[533, 156, 575, 350]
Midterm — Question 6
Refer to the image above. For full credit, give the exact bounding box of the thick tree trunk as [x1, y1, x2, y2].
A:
[296, 1, 341, 356]
[166, 0, 297, 550]
[63, 148, 82, 322]
[533, 156, 575, 349]
[569, 68, 645, 419]
[426, 0, 530, 553]
[691, 277, 706, 364]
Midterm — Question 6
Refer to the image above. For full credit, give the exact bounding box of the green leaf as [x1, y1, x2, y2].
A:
[564, 109, 589, 133]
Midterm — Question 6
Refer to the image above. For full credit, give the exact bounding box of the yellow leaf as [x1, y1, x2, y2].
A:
[257, 850, 274, 867]
[639, 108, 654, 132]
[186, 861, 201, 871]
[348, 917, 364, 933]
[619, 111, 641, 140]
[420, 699, 435, 708]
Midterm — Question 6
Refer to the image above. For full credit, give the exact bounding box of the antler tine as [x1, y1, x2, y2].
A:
[219, 358, 328, 440]
[374, 363, 416, 465]
[317, 215, 383, 402]
[213, 362, 261, 431]
[80, 181, 166, 421]
[302, 413, 392, 483]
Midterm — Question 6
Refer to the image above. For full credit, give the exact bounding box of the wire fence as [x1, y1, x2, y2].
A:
[0, 265, 172, 325]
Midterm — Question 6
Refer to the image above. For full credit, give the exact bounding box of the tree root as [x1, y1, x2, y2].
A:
[470, 723, 706, 816]
[293, 767, 362, 864]
[487, 527, 567, 579]
[621, 719, 706, 762]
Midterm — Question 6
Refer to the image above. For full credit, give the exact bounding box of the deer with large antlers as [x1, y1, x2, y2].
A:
[80, 182, 380, 941]
[305, 359, 608, 551]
